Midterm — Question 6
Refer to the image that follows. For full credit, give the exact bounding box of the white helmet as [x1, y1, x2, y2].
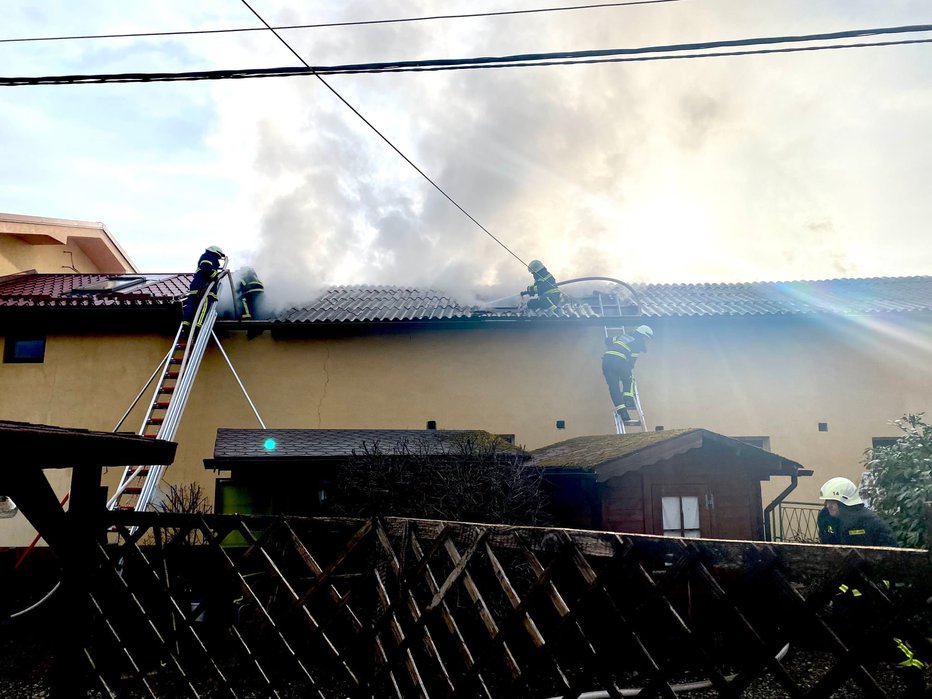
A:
[819, 477, 863, 506]
[207, 245, 225, 257]
[635, 325, 653, 338]
[528, 260, 545, 273]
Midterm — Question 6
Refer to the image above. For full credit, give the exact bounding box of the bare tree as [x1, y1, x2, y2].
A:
[328, 432, 549, 526]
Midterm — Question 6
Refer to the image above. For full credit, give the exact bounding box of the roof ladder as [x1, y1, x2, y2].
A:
[108, 272, 226, 513]
[603, 325, 648, 435]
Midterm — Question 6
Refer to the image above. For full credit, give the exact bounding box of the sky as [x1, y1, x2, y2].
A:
[2, 0, 931, 305]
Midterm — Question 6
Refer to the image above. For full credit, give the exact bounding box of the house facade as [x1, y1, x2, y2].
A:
[1, 227, 930, 546]
[0, 212, 136, 276]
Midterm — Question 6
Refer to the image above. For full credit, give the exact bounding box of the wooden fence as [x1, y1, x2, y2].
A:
[31, 513, 932, 697]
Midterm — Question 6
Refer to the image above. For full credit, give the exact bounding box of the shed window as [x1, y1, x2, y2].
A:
[4, 335, 46, 363]
[661, 496, 701, 538]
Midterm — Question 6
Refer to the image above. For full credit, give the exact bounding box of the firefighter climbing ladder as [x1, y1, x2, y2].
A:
[107, 268, 265, 513]
[604, 325, 648, 435]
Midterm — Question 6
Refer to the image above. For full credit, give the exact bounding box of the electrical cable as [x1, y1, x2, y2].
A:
[238, 0, 529, 268]
[3, 29, 929, 87]
[0, 1, 687, 45]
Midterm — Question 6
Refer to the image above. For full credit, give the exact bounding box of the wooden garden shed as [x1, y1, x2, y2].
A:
[532, 428, 811, 541]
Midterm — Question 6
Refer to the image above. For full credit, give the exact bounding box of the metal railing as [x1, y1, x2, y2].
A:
[769, 500, 823, 543]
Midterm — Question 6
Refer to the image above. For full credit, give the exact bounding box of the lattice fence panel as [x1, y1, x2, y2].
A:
[61, 513, 932, 698]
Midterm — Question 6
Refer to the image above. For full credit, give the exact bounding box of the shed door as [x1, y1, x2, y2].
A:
[651, 485, 712, 538]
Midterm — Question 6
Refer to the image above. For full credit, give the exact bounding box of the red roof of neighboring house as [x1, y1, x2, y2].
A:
[0, 272, 191, 308]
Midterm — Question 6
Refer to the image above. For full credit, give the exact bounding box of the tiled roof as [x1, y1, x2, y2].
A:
[0, 273, 190, 307]
[636, 276, 932, 317]
[278, 276, 932, 323]
[3, 273, 931, 318]
[211, 428, 522, 462]
[278, 286, 473, 323]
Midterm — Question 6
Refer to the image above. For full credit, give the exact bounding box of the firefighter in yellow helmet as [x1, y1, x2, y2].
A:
[181, 245, 226, 327]
[817, 476, 927, 697]
[602, 325, 652, 424]
[523, 260, 563, 311]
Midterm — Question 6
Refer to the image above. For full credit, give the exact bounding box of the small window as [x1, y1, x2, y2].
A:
[4, 336, 46, 363]
[661, 496, 701, 538]
[871, 437, 898, 449]
[733, 436, 771, 451]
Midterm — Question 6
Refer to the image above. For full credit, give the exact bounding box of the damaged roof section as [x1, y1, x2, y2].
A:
[529, 429, 805, 482]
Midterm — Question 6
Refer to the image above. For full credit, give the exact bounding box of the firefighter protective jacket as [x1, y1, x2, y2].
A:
[526, 267, 562, 306]
[817, 504, 898, 547]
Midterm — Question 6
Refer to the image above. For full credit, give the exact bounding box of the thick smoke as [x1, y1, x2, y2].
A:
[228, 0, 930, 309]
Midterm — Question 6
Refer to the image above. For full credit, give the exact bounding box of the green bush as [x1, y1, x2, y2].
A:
[861, 414, 932, 548]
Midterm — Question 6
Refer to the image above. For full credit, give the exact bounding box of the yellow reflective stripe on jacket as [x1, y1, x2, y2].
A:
[838, 583, 862, 597]
[605, 350, 629, 359]
[894, 638, 926, 669]
[848, 529, 866, 535]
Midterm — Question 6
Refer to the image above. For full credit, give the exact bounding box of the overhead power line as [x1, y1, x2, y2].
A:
[3, 25, 930, 87]
[238, 0, 529, 269]
[0, 1, 685, 45]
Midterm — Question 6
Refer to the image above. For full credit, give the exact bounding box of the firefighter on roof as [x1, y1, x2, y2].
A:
[523, 260, 562, 310]
[235, 266, 265, 320]
[181, 245, 226, 327]
[602, 325, 652, 424]
[817, 476, 927, 697]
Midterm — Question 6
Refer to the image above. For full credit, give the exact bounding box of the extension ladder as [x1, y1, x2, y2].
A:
[108, 273, 226, 512]
[604, 326, 648, 435]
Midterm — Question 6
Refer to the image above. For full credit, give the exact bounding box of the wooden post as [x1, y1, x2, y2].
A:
[925, 501, 932, 551]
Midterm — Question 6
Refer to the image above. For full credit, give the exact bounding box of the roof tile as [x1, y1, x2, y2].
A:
[3, 273, 931, 319]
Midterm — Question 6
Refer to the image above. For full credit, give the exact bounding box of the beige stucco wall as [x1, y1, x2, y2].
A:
[0, 324, 613, 546]
[2, 310, 930, 546]
[0, 214, 135, 274]
[638, 313, 932, 504]
[0, 235, 104, 276]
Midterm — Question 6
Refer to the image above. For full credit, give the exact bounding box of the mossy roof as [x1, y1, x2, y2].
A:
[530, 429, 803, 482]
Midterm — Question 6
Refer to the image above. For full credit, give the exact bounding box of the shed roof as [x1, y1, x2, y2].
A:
[529, 429, 805, 482]
[208, 428, 523, 467]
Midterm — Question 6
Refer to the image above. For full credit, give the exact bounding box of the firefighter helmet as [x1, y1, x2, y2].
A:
[207, 245, 225, 257]
[635, 325, 653, 338]
[527, 260, 545, 273]
[819, 477, 863, 506]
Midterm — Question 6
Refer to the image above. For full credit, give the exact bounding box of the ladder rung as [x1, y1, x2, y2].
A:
[143, 433, 158, 438]
[153, 401, 170, 409]
[165, 371, 179, 379]
[159, 386, 175, 394]
[147, 417, 164, 425]
[124, 486, 142, 495]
